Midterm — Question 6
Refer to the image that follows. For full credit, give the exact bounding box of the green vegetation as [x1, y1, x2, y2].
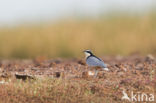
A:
[0, 13, 156, 58]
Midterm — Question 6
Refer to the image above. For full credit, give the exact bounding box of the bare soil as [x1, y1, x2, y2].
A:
[0, 55, 155, 103]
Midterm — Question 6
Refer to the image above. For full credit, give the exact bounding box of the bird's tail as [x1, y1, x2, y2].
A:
[102, 67, 109, 71]
[102, 64, 109, 71]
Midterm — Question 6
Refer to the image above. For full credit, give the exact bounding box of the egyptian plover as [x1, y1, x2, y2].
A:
[83, 50, 109, 71]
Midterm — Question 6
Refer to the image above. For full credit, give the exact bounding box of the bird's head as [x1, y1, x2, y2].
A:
[83, 50, 93, 58]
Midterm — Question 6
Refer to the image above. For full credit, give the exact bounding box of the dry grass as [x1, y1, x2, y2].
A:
[0, 13, 156, 58]
[0, 55, 155, 103]
[0, 78, 115, 103]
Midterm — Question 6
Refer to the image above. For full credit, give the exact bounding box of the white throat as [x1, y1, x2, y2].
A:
[84, 52, 91, 58]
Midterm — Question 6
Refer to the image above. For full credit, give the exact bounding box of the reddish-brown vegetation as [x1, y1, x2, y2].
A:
[0, 55, 155, 103]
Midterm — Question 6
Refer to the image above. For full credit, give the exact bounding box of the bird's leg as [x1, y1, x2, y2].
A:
[89, 66, 91, 71]
[94, 67, 99, 78]
[94, 70, 99, 78]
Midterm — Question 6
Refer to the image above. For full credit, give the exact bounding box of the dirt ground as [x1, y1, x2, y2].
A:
[0, 55, 155, 103]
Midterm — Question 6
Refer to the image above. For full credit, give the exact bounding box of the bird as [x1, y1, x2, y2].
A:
[83, 50, 109, 71]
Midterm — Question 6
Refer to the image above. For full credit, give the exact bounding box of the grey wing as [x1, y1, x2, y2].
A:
[86, 56, 107, 68]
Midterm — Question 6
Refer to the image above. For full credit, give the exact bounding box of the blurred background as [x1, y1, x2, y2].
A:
[0, 0, 156, 59]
